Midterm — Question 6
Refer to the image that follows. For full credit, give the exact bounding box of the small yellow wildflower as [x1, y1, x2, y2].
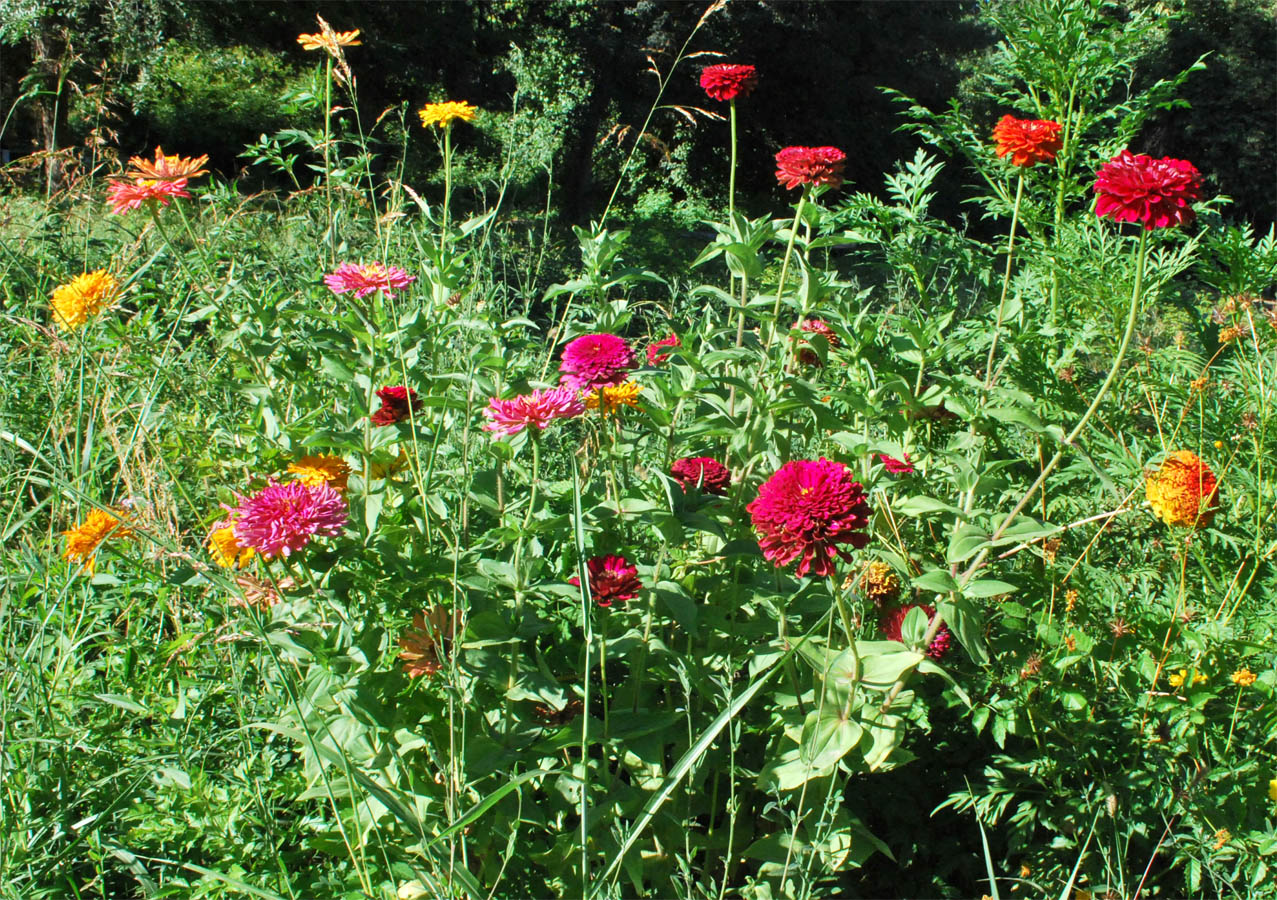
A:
[288, 454, 351, 492]
[208, 525, 254, 569]
[1231, 668, 1257, 687]
[1269, 778, 1277, 803]
[51, 270, 117, 331]
[1212, 828, 1230, 850]
[63, 507, 134, 574]
[1169, 668, 1206, 688]
[1065, 588, 1079, 613]
[418, 100, 478, 129]
[584, 381, 641, 415]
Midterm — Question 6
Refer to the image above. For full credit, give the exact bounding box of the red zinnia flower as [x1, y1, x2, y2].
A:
[670, 456, 731, 495]
[559, 333, 634, 391]
[106, 178, 191, 214]
[483, 387, 584, 436]
[878, 453, 914, 474]
[324, 262, 416, 299]
[227, 479, 347, 560]
[569, 554, 642, 608]
[796, 319, 839, 365]
[992, 115, 1063, 167]
[646, 333, 681, 366]
[775, 146, 846, 191]
[371, 385, 423, 426]
[746, 458, 872, 578]
[1094, 150, 1203, 230]
[699, 64, 758, 102]
[881, 604, 952, 659]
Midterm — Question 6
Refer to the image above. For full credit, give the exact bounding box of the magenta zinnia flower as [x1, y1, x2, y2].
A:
[228, 479, 347, 559]
[646, 333, 681, 366]
[106, 178, 191, 214]
[1094, 150, 1203, 230]
[324, 262, 416, 299]
[670, 456, 731, 495]
[747, 458, 872, 578]
[881, 604, 952, 659]
[796, 319, 839, 366]
[569, 554, 642, 608]
[699, 64, 758, 102]
[483, 387, 584, 436]
[775, 146, 847, 191]
[371, 385, 422, 426]
[559, 333, 634, 391]
[878, 453, 914, 474]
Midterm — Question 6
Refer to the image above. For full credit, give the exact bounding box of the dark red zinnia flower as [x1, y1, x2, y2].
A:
[699, 64, 758, 102]
[746, 458, 872, 578]
[881, 603, 952, 659]
[796, 319, 839, 366]
[992, 115, 1063, 167]
[569, 554, 642, 608]
[1094, 149, 1203, 230]
[775, 146, 847, 191]
[670, 456, 731, 495]
[370, 385, 423, 426]
[646, 333, 681, 366]
[878, 453, 914, 474]
[559, 333, 635, 391]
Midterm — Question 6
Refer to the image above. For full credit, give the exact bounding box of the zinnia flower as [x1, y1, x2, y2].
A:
[1231, 668, 1257, 687]
[670, 456, 731, 495]
[775, 146, 846, 191]
[288, 454, 351, 492]
[63, 507, 134, 574]
[418, 101, 478, 129]
[208, 521, 255, 568]
[297, 18, 361, 53]
[992, 115, 1063, 167]
[878, 453, 914, 474]
[483, 387, 584, 436]
[646, 333, 681, 365]
[747, 458, 872, 578]
[1268, 779, 1277, 803]
[228, 480, 347, 559]
[398, 607, 458, 678]
[795, 319, 839, 365]
[324, 262, 416, 299]
[371, 386, 423, 426]
[1146, 450, 1219, 528]
[1094, 150, 1203, 230]
[559, 333, 634, 391]
[51, 270, 117, 331]
[1168, 668, 1206, 688]
[699, 63, 758, 102]
[583, 381, 641, 415]
[881, 603, 952, 659]
[569, 554, 642, 608]
[126, 146, 209, 181]
[106, 177, 190, 214]
[849, 561, 901, 606]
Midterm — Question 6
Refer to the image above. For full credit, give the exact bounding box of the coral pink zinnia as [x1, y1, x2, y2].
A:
[699, 64, 758, 102]
[747, 458, 872, 578]
[992, 115, 1063, 167]
[881, 603, 952, 659]
[775, 146, 846, 191]
[569, 554, 642, 608]
[670, 456, 731, 495]
[646, 333, 681, 366]
[559, 333, 634, 391]
[483, 387, 585, 436]
[324, 262, 416, 299]
[106, 178, 191, 214]
[1094, 150, 1203, 230]
[228, 479, 347, 560]
[371, 385, 423, 426]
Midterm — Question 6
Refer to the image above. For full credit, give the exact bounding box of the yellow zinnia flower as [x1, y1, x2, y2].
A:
[584, 381, 641, 415]
[1231, 668, 1257, 687]
[418, 101, 478, 129]
[51, 270, 117, 331]
[1146, 450, 1220, 528]
[208, 525, 254, 569]
[288, 454, 351, 492]
[846, 561, 900, 606]
[1269, 778, 1277, 803]
[63, 507, 134, 574]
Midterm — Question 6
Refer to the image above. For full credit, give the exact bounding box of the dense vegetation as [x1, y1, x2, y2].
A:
[2, 1, 1275, 898]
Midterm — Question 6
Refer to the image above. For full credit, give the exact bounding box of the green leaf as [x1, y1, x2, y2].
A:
[963, 579, 1017, 598]
[913, 568, 959, 594]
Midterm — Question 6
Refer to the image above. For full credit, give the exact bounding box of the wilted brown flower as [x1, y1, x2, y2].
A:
[1043, 538, 1061, 564]
[1057, 366, 1076, 384]
[1109, 617, 1133, 638]
[1020, 653, 1043, 679]
[398, 607, 458, 677]
[1212, 828, 1230, 850]
[1241, 411, 1258, 431]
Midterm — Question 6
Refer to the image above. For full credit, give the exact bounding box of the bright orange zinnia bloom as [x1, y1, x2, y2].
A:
[63, 507, 134, 574]
[1146, 450, 1219, 528]
[297, 16, 361, 54]
[51, 270, 117, 331]
[584, 381, 641, 415]
[126, 146, 209, 181]
[208, 524, 255, 569]
[288, 455, 351, 492]
[992, 114, 1063, 167]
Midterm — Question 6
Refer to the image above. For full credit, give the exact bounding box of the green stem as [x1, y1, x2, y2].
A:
[764, 190, 808, 355]
[323, 56, 334, 266]
[984, 174, 1025, 388]
[441, 124, 453, 253]
[727, 99, 738, 222]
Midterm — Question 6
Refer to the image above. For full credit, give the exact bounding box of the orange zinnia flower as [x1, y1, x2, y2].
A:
[63, 507, 134, 574]
[298, 16, 361, 54]
[398, 607, 458, 678]
[992, 115, 1063, 167]
[1146, 450, 1219, 528]
[126, 146, 209, 181]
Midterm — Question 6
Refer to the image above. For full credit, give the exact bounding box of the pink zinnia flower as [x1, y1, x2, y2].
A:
[559, 333, 634, 391]
[775, 146, 846, 191]
[106, 178, 191, 214]
[746, 458, 872, 578]
[483, 387, 585, 436]
[569, 554, 642, 608]
[878, 453, 914, 474]
[646, 333, 681, 366]
[670, 456, 731, 495]
[371, 386, 422, 426]
[228, 479, 347, 559]
[699, 64, 758, 102]
[324, 262, 416, 299]
[881, 603, 952, 659]
[796, 319, 839, 366]
[1094, 150, 1203, 230]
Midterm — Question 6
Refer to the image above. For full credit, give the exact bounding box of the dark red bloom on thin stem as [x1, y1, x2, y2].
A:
[796, 319, 839, 366]
[881, 603, 952, 659]
[646, 333, 681, 366]
[370, 385, 423, 426]
[569, 555, 642, 608]
[746, 458, 872, 578]
[878, 453, 914, 474]
[699, 64, 758, 102]
[992, 115, 1063, 167]
[670, 456, 732, 495]
[559, 333, 635, 391]
[1094, 149, 1203, 230]
[775, 146, 846, 191]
